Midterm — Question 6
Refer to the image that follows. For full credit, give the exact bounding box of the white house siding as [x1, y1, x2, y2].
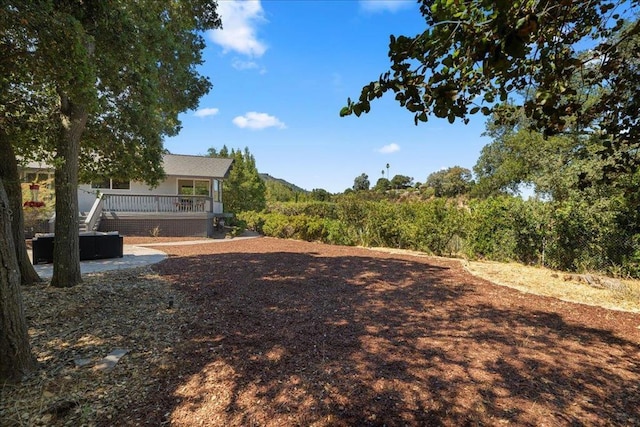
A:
[78, 177, 224, 213]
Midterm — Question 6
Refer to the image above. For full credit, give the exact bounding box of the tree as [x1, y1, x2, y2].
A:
[0, 133, 43, 285]
[310, 188, 332, 202]
[390, 174, 414, 189]
[209, 147, 266, 214]
[1, 0, 221, 384]
[2, 2, 221, 287]
[425, 166, 474, 198]
[353, 173, 370, 191]
[208, 145, 231, 158]
[0, 179, 37, 383]
[374, 177, 392, 193]
[0, 3, 53, 286]
[474, 113, 590, 200]
[341, 1, 640, 176]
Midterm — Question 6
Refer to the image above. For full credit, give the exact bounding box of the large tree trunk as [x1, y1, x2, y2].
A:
[50, 94, 86, 288]
[0, 132, 43, 285]
[0, 180, 37, 383]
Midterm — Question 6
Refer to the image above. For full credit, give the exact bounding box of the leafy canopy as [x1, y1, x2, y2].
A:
[425, 166, 474, 198]
[208, 146, 266, 214]
[342, 1, 640, 174]
[353, 173, 371, 191]
[390, 174, 414, 189]
[3, 1, 222, 185]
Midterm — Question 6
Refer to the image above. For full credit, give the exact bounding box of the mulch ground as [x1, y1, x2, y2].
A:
[4, 237, 640, 426]
[131, 237, 640, 426]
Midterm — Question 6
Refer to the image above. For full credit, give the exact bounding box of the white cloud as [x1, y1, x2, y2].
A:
[209, 0, 267, 57]
[232, 112, 286, 130]
[360, 0, 412, 13]
[232, 58, 259, 70]
[194, 107, 220, 118]
[377, 143, 400, 154]
[231, 58, 267, 74]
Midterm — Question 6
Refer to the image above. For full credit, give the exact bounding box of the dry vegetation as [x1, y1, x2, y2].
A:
[366, 247, 640, 313]
[2, 236, 639, 426]
[465, 260, 640, 313]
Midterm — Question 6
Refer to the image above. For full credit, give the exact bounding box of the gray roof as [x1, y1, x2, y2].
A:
[161, 154, 233, 179]
[23, 160, 54, 170]
[22, 153, 234, 179]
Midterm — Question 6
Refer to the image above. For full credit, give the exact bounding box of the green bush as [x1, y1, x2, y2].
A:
[266, 201, 338, 219]
[237, 211, 266, 233]
[323, 219, 355, 246]
[239, 194, 640, 277]
[390, 200, 463, 255]
[544, 197, 621, 272]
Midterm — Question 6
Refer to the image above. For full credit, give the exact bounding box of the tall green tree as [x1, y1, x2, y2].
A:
[474, 123, 589, 200]
[390, 174, 414, 189]
[0, 180, 37, 383]
[0, 2, 54, 285]
[341, 1, 640, 176]
[425, 166, 474, 198]
[373, 177, 391, 193]
[209, 147, 266, 214]
[0, 0, 221, 383]
[310, 188, 332, 202]
[353, 173, 370, 191]
[2, 1, 221, 288]
[0, 115, 45, 286]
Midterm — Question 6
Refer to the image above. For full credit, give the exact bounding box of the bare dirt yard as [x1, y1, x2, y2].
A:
[2, 236, 640, 426]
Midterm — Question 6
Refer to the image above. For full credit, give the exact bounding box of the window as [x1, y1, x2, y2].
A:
[91, 179, 110, 189]
[91, 179, 130, 190]
[112, 179, 131, 190]
[178, 179, 210, 196]
[23, 172, 53, 183]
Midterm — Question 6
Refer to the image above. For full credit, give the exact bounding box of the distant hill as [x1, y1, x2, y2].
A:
[259, 173, 308, 194]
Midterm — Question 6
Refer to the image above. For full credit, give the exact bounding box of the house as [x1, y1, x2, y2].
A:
[20, 153, 234, 237]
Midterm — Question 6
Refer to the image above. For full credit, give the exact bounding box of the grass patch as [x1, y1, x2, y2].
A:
[465, 260, 640, 313]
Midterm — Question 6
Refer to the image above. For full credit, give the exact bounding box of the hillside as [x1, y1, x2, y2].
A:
[259, 173, 308, 194]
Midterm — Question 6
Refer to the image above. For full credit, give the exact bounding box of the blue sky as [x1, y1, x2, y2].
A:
[163, 0, 492, 193]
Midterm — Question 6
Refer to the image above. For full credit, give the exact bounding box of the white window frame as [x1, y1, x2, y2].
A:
[91, 178, 131, 190]
[177, 178, 210, 196]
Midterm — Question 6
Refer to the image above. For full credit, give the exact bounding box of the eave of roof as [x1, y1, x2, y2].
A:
[21, 154, 234, 180]
[161, 154, 233, 179]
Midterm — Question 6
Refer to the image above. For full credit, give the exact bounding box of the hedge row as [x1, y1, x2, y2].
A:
[237, 196, 640, 277]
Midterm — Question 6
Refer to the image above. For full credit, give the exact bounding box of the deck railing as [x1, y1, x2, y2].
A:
[102, 194, 213, 213]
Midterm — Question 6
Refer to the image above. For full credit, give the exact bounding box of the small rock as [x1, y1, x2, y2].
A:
[95, 349, 129, 373]
[74, 358, 92, 368]
[601, 278, 627, 292]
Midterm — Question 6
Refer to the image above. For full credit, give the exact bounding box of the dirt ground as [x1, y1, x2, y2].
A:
[3, 237, 640, 426]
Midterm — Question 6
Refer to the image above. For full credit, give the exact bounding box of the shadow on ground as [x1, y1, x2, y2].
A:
[112, 240, 640, 426]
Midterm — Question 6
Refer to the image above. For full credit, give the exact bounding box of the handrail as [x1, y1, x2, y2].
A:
[102, 194, 213, 213]
[84, 193, 104, 231]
